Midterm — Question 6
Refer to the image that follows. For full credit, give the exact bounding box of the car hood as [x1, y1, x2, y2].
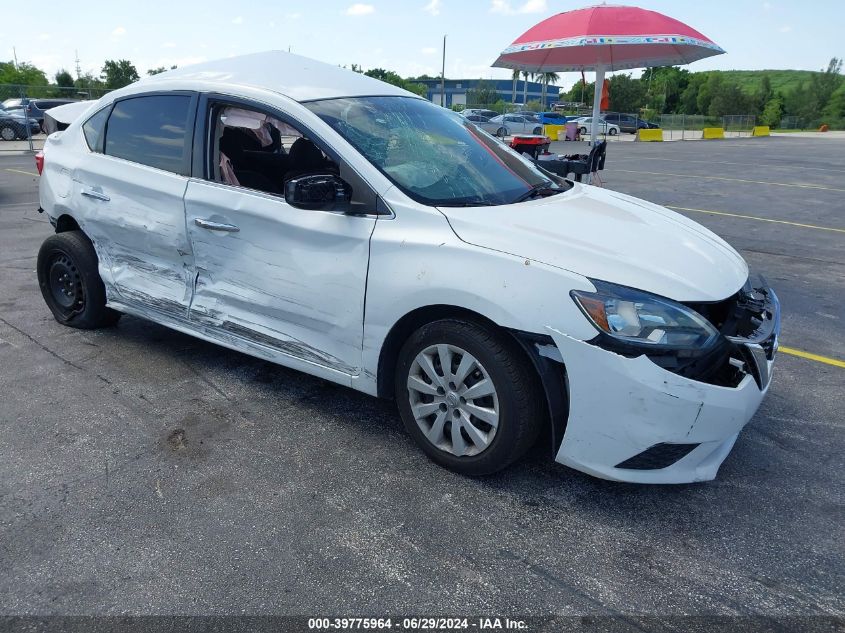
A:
[438, 184, 748, 302]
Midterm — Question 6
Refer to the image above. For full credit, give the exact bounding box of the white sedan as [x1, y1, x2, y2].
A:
[36, 51, 779, 483]
[488, 114, 544, 136]
[574, 117, 620, 136]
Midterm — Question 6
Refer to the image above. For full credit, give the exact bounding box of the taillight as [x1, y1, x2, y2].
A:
[35, 151, 44, 175]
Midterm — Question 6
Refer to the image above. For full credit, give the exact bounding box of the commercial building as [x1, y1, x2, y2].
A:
[415, 78, 560, 108]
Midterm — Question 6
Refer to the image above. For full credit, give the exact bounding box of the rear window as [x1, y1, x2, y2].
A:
[83, 107, 110, 151]
[104, 95, 191, 174]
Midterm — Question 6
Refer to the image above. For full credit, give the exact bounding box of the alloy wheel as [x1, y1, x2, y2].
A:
[407, 344, 499, 457]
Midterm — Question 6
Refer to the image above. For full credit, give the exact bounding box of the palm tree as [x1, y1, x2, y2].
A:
[541, 72, 559, 109]
[511, 69, 520, 104]
[522, 71, 530, 106]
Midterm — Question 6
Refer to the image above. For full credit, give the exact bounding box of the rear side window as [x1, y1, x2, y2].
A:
[83, 107, 110, 151]
[104, 95, 191, 174]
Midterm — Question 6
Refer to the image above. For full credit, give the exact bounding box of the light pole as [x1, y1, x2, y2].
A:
[440, 34, 447, 107]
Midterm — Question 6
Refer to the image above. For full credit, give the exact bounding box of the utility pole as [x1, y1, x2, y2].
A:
[12, 47, 18, 69]
[440, 34, 447, 107]
[75, 50, 82, 80]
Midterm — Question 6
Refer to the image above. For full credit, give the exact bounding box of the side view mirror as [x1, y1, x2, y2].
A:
[284, 174, 352, 212]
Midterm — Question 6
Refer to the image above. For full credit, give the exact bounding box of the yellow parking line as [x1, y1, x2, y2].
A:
[4, 168, 39, 177]
[779, 347, 845, 368]
[614, 168, 845, 192]
[667, 205, 845, 234]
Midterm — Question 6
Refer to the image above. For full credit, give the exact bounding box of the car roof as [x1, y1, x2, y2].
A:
[138, 51, 416, 102]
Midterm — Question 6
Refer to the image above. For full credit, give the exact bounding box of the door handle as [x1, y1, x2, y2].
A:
[81, 189, 110, 202]
[194, 218, 240, 232]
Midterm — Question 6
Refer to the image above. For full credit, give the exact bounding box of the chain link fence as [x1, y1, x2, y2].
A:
[0, 84, 111, 152]
[657, 114, 757, 140]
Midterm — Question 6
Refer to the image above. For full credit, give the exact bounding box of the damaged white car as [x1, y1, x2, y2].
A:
[36, 52, 780, 483]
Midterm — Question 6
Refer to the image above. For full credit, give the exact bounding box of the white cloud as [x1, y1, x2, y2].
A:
[285, 12, 302, 19]
[423, 0, 441, 16]
[232, 16, 244, 24]
[161, 42, 177, 49]
[111, 26, 126, 37]
[763, 1, 772, 9]
[490, 0, 546, 15]
[346, 3, 375, 16]
[38, 33, 51, 41]
[421, 47, 437, 55]
[779, 25, 792, 32]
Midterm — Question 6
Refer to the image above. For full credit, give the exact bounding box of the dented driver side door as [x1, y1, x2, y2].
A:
[183, 97, 376, 377]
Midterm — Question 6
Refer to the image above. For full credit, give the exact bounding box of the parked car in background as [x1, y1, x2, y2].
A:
[513, 111, 540, 121]
[462, 114, 505, 136]
[0, 106, 41, 140]
[36, 51, 779, 484]
[537, 111, 572, 125]
[24, 99, 79, 132]
[602, 112, 658, 134]
[488, 114, 543, 136]
[573, 117, 620, 136]
[461, 108, 500, 120]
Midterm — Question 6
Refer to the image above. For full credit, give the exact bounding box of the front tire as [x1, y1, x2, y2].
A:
[609, 127, 618, 136]
[37, 231, 121, 329]
[395, 319, 544, 475]
[0, 125, 17, 141]
[579, 126, 587, 136]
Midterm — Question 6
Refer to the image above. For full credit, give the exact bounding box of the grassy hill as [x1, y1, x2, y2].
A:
[700, 69, 819, 96]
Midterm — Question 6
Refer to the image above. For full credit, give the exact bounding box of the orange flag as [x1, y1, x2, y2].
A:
[600, 80, 610, 110]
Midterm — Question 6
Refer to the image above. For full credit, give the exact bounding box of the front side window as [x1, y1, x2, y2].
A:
[305, 96, 565, 207]
[104, 95, 191, 174]
[208, 103, 338, 196]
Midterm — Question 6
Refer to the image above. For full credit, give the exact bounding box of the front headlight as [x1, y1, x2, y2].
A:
[571, 280, 719, 350]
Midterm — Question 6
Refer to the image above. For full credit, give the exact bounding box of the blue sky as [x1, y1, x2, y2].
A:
[6, 0, 843, 90]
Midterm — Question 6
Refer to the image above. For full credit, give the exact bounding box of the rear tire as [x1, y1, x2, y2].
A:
[579, 126, 587, 135]
[37, 230, 121, 329]
[496, 127, 507, 137]
[395, 319, 544, 476]
[0, 125, 17, 141]
[609, 127, 618, 136]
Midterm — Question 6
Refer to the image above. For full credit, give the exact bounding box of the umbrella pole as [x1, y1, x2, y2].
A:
[591, 63, 605, 147]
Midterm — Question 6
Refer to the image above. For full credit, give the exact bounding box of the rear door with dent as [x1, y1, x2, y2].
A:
[72, 92, 198, 317]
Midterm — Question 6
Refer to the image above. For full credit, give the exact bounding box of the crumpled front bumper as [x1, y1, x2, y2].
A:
[548, 285, 779, 484]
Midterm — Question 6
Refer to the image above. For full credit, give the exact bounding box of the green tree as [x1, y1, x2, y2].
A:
[363, 68, 427, 97]
[760, 96, 784, 127]
[607, 73, 646, 113]
[679, 73, 706, 114]
[101, 59, 139, 89]
[466, 80, 499, 106]
[696, 72, 723, 115]
[708, 82, 751, 116]
[147, 65, 176, 76]
[0, 61, 48, 86]
[642, 66, 689, 113]
[821, 82, 845, 124]
[55, 69, 75, 88]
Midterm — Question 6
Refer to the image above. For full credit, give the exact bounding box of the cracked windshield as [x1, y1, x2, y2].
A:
[306, 96, 564, 206]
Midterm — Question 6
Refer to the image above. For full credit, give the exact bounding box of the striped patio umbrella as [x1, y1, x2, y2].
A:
[493, 5, 725, 143]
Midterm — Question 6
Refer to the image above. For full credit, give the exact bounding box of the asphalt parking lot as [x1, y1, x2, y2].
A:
[0, 137, 843, 623]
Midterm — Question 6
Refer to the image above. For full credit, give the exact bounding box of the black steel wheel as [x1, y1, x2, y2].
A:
[37, 230, 121, 329]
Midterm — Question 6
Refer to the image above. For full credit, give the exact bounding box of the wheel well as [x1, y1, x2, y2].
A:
[376, 305, 566, 456]
[55, 214, 80, 233]
[376, 305, 501, 399]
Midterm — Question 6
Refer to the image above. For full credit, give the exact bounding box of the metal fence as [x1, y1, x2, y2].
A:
[0, 84, 111, 152]
[657, 114, 757, 140]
